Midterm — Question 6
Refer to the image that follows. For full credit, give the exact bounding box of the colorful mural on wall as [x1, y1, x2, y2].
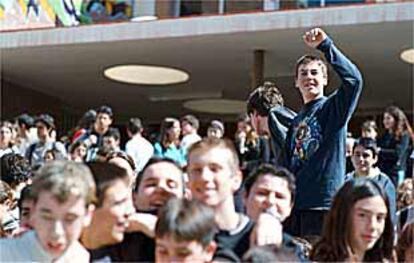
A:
[0, 0, 132, 31]
[0, 0, 376, 32]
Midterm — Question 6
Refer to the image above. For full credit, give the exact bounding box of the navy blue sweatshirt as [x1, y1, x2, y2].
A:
[270, 37, 363, 210]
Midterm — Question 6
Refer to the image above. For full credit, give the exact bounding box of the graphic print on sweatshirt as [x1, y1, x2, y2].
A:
[290, 115, 322, 171]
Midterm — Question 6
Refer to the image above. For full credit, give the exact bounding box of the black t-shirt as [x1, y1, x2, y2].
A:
[89, 232, 155, 262]
[214, 214, 254, 258]
[214, 214, 308, 262]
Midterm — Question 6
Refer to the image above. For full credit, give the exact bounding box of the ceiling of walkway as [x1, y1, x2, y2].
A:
[2, 15, 413, 123]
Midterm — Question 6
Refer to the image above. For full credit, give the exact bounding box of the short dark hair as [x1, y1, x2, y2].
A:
[244, 164, 296, 204]
[134, 157, 183, 193]
[96, 105, 113, 118]
[295, 54, 328, 79]
[68, 140, 88, 155]
[44, 149, 57, 160]
[96, 145, 113, 160]
[17, 114, 34, 128]
[361, 119, 377, 133]
[181, 115, 199, 130]
[353, 137, 379, 157]
[17, 185, 34, 212]
[35, 114, 55, 130]
[247, 81, 284, 116]
[78, 109, 96, 129]
[0, 153, 32, 189]
[127, 118, 143, 135]
[155, 198, 217, 247]
[106, 150, 136, 172]
[87, 162, 129, 207]
[104, 127, 121, 141]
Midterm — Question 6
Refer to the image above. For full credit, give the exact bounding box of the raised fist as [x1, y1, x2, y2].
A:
[303, 28, 328, 48]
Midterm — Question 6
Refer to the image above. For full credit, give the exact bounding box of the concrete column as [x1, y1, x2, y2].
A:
[251, 50, 265, 91]
[155, 0, 180, 18]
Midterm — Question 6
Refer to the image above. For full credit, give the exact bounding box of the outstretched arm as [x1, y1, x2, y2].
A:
[307, 28, 363, 127]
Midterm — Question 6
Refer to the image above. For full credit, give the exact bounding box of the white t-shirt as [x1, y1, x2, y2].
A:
[125, 134, 154, 172]
[0, 230, 89, 262]
[180, 133, 202, 152]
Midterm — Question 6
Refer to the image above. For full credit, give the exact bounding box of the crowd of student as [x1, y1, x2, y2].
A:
[0, 28, 413, 262]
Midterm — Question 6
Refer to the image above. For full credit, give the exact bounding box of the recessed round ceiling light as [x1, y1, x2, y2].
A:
[104, 65, 189, 85]
[400, 48, 414, 64]
[183, 99, 246, 114]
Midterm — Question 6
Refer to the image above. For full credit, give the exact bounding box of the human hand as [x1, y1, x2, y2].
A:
[250, 213, 283, 247]
[126, 212, 157, 238]
[303, 28, 328, 48]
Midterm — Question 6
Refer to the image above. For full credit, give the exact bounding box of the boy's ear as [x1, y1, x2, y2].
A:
[231, 168, 243, 193]
[373, 154, 378, 166]
[322, 74, 328, 86]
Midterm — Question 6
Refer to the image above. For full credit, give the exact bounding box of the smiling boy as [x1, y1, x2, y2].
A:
[0, 161, 96, 262]
[133, 157, 185, 213]
[248, 28, 363, 238]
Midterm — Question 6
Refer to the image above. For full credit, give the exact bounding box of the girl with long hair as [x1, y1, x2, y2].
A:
[310, 179, 395, 262]
[378, 106, 413, 187]
[235, 114, 273, 176]
[153, 118, 186, 167]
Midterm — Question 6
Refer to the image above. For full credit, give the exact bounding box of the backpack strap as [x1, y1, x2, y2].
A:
[27, 143, 37, 164]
